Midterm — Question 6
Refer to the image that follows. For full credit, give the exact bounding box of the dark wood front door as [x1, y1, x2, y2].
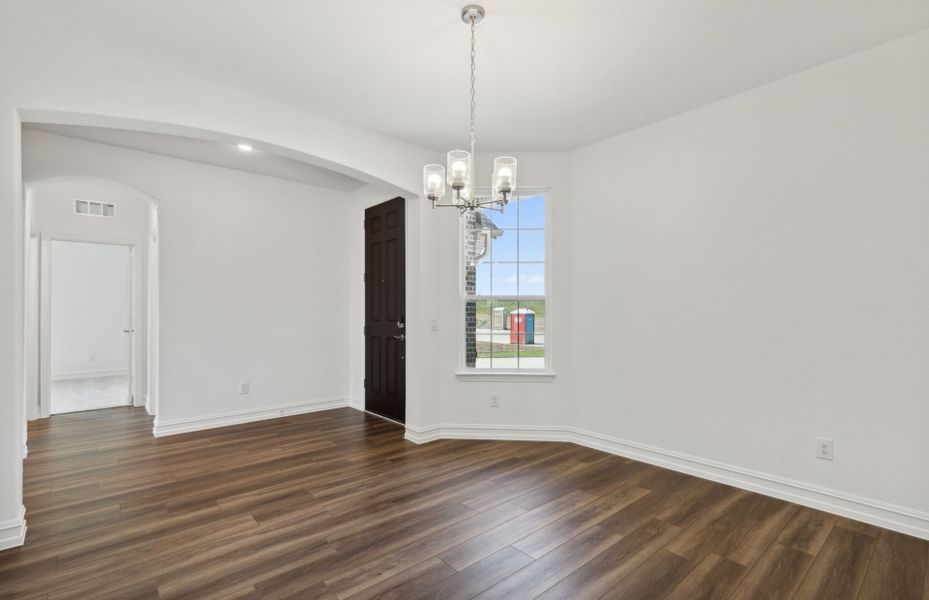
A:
[364, 197, 406, 423]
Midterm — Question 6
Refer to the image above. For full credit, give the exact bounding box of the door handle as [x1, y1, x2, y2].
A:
[392, 333, 405, 341]
[396, 320, 405, 329]
[123, 328, 135, 333]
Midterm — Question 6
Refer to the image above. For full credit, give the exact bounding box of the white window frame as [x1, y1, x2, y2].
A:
[456, 187, 555, 382]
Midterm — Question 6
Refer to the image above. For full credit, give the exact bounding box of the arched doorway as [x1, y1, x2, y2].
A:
[23, 176, 160, 429]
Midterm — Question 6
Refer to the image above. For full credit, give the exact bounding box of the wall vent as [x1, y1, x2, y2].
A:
[74, 199, 116, 218]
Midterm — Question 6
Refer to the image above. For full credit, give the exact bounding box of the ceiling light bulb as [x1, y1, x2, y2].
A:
[427, 173, 442, 188]
[452, 161, 467, 175]
[236, 143, 254, 152]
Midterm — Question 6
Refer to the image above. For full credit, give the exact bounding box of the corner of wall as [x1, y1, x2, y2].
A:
[0, 505, 26, 551]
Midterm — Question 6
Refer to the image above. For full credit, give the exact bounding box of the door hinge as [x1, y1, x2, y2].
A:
[363, 325, 367, 335]
[364, 378, 368, 388]
[363, 272, 367, 282]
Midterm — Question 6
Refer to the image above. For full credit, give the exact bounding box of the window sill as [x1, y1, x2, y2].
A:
[455, 370, 557, 382]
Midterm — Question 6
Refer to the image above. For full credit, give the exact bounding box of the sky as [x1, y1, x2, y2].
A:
[474, 194, 545, 297]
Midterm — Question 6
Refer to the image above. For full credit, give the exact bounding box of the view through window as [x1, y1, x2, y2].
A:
[463, 192, 547, 369]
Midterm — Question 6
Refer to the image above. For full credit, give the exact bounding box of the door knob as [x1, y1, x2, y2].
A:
[392, 333, 405, 341]
[123, 328, 135, 333]
[396, 320, 405, 329]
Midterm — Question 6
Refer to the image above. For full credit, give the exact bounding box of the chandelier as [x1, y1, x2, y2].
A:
[422, 5, 517, 212]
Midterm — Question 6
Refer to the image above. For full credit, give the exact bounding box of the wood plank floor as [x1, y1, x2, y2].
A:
[1, 407, 926, 599]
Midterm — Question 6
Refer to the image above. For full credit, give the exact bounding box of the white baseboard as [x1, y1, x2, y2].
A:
[51, 368, 129, 381]
[404, 425, 441, 445]
[405, 423, 929, 541]
[348, 397, 364, 411]
[0, 506, 27, 551]
[143, 395, 153, 416]
[404, 423, 569, 445]
[22, 443, 28, 460]
[152, 397, 349, 437]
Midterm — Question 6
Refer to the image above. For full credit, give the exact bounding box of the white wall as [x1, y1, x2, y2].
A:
[22, 130, 354, 430]
[50, 241, 131, 379]
[403, 31, 929, 537]
[32, 179, 152, 238]
[567, 31, 929, 518]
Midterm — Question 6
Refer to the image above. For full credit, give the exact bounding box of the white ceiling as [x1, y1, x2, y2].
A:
[24, 124, 366, 192]
[9, 1, 929, 151]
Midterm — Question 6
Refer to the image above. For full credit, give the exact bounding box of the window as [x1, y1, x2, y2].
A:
[461, 190, 550, 374]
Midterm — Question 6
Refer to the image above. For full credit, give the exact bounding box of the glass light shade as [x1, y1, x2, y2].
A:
[423, 164, 446, 200]
[492, 156, 517, 199]
[447, 150, 471, 190]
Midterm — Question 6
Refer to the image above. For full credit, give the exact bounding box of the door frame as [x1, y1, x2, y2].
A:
[38, 233, 143, 418]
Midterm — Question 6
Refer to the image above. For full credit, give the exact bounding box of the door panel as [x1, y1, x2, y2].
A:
[49, 241, 133, 414]
[365, 197, 405, 423]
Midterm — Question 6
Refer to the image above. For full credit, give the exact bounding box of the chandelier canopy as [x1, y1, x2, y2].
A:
[423, 5, 517, 212]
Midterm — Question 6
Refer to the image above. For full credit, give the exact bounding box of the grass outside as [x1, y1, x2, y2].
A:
[477, 349, 544, 358]
[476, 340, 544, 359]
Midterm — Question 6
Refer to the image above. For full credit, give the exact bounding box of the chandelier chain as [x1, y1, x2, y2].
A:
[424, 6, 514, 213]
[469, 15, 477, 159]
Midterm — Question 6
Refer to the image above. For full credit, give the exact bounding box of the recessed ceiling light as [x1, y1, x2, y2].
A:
[236, 143, 254, 152]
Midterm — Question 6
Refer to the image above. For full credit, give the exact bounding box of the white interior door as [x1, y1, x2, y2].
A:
[49, 241, 133, 414]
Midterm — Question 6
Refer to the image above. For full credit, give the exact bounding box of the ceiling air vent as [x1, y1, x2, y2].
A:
[74, 199, 116, 218]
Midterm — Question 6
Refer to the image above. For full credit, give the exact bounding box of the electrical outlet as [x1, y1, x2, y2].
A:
[490, 393, 499, 408]
[816, 437, 833, 461]
[239, 381, 250, 395]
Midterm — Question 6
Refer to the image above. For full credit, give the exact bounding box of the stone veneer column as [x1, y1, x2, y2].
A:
[463, 211, 480, 367]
